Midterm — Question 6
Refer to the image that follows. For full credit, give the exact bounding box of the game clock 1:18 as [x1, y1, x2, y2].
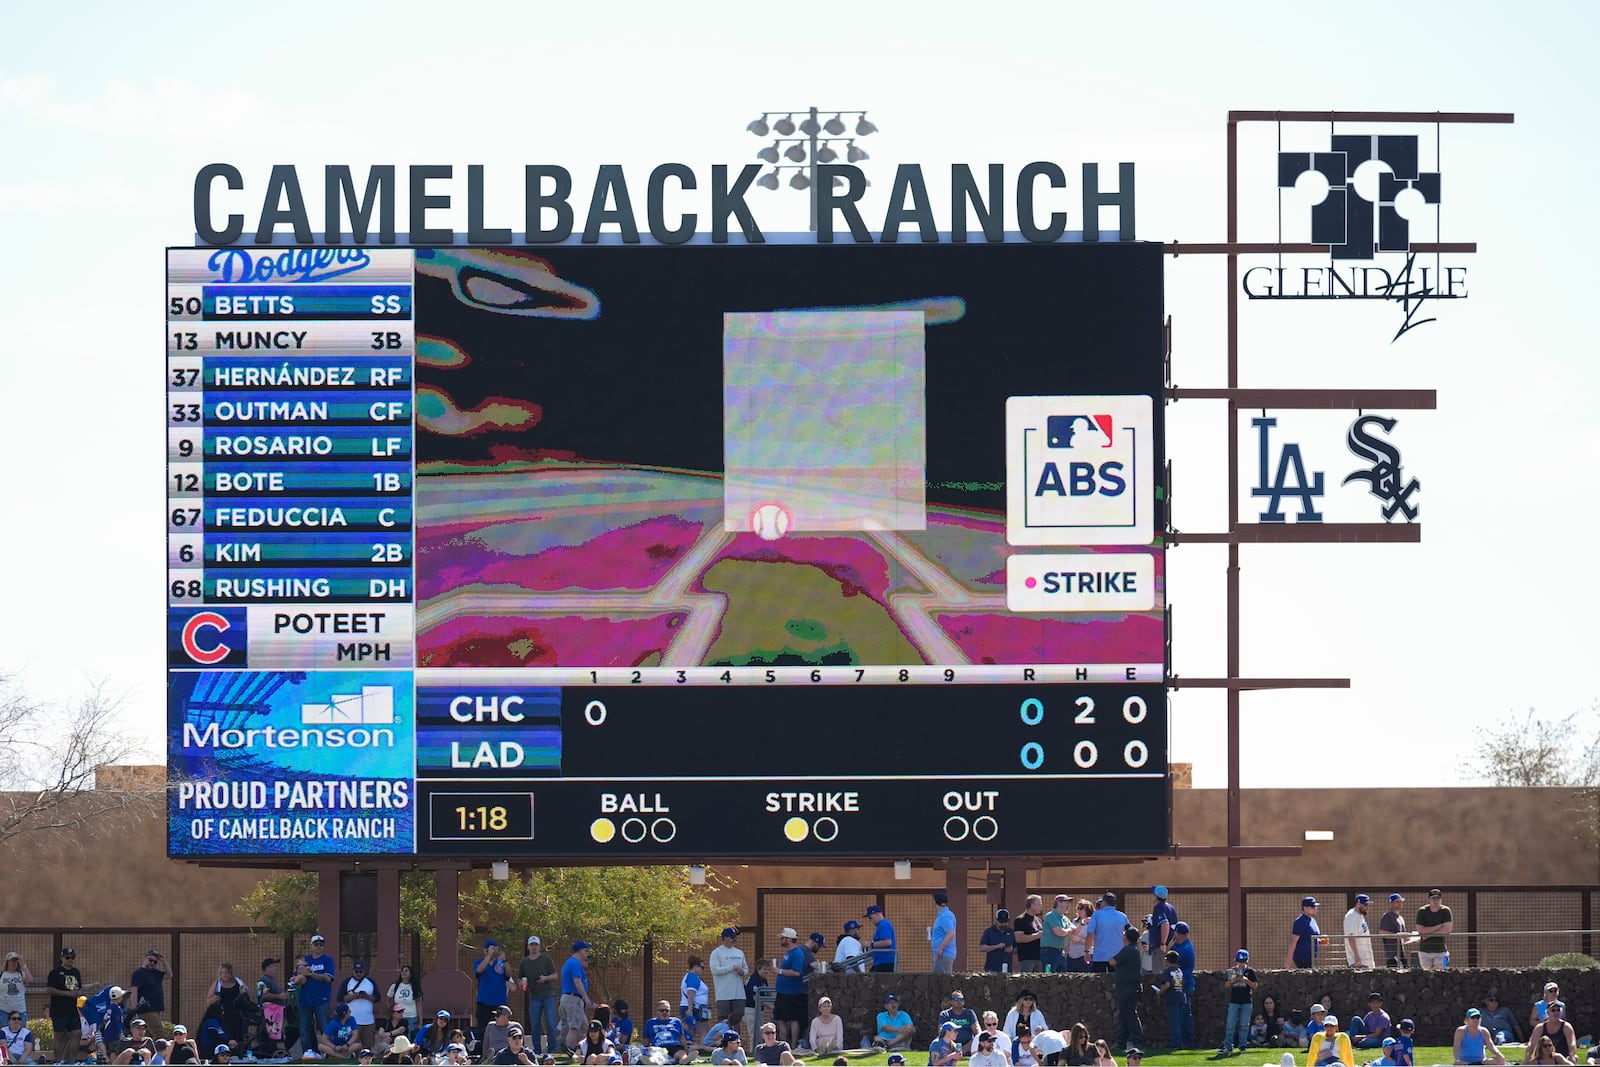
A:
[427, 792, 534, 842]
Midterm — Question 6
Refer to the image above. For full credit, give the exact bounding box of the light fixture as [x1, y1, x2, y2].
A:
[784, 143, 807, 163]
[689, 865, 707, 885]
[847, 141, 869, 163]
[816, 143, 838, 163]
[1304, 829, 1335, 842]
[757, 143, 780, 164]
[774, 114, 796, 136]
[790, 171, 810, 190]
[856, 114, 878, 136]
[746, 115, 769, 136]
[824, 113, 846, 135]
[757, 170, 781, 190]
[491, 860, 510, 880]
[893, 860, 911, 880]
[799, 114, 821, 136]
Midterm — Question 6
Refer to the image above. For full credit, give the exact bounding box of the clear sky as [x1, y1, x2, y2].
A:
[1, 1, 1595, 788]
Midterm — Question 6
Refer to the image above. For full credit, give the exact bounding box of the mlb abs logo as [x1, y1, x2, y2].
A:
[1006, 395, 1153, 546]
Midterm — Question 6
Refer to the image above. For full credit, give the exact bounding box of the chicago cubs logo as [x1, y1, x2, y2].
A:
[169, 608, 248, 666]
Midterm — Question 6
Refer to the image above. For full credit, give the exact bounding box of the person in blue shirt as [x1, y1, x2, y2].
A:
[1374, 1037, 1400, 1066]
[1157, 951, 1188, 1053]
[1087, 894, 1131, 973]
[561, 942, 595, 1056]
[1392, 1019, 1415, 1067]
[930, 893, 958, 974]
[1286, 899, 1321, 969]
[643, 1001, 690, 1062]
[865, 905, 897, 972]
[979, 909, 1017, 973]
[417, 1010, 454, 1060]
[475, 940, 511, 1034]
[319, 1003, 360, 1059]
[929, 1022, 960, 1066]
[294, 934, 337, 1056]
[774, 929, 809, 1049]
[1150, 887, 1178, 952]
[1170, 923, 1196, 1048]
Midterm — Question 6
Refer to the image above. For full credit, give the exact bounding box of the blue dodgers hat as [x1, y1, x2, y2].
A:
[1355, 894, 1371, 904]
[572, 940, 592, 952]
[809, 932, 825, 945]
[843, 920, 861, 931]
[1382, 1039, 1396, 1049]
[484, 939, 498, 949]
[1235, 950, 1249, 962]
[866, 904, 884, 916]
[1152, 885, 1169, 898]
[1302, 897, 1320, 908]
[1173, 921, 1190, 934]
[1389, 893, 1405, 902]
[721, 928, 739, 939]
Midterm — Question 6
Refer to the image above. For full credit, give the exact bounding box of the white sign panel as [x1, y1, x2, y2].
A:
[1006, 395, 1154, 546]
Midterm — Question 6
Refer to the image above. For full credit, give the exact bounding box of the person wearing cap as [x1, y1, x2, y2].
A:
[320, 1002, 362, 1059]
[474, 940, 511, 1033]
[755, 1021, 796, 1066]
[167, 1023, 197, 1065]
[712, 1029, 748, 1065]
[1415, 889, 1454, 970]
[0, 953, 30, 1030]
[1477, 992, 1518, 1047]
[561, 942, 594, 1056]
[340, 959, 379, 1051]
[1041, 895, 1073, 972]
[886, 1053, 907, 1067]
[969, 1023, 1008, 1067]
[1305, 1013, 1354, 1067]
[834, 921, 867, 974]
[117, 1016, 158, 1064]
[1004, 991, 1047, 1045]
[1219, 949, 1257, 1055]
[709, 928, 749, 1033]
[1372, 1037, 1401, 1067]
[1452, 1007, 1507, 1066]
[1150, 886, 1177, 953]
[774, 929, 809, 1048]
[1530, 983, 1562, 1028]
[215, 1043, 235, 1062]
[931, 892, 959, 973]
[374, 1000, 409, 1057]
[46, 946, 84, 1064]
[930, 1021, 962, 1066]
[1122, 1046, 1143, 1067]
[1342, 895, 1375, 969]
[445, 1040, 473, 1065]
[257, 957, 286, 1015]
[482, 1004, 516, 1060]
[1087, 894, 1130, 973]
[1379, 895, 1409, 969]
[1356, 993, 1391, 1049]
[980, 908, 1018, 973]
[865, 903, 898, 972]
[512, 944, 554, 1046]
[295, 934, 338, 1056]
[1524, 1001, 1575, 1064]
[1170, 922, 1196, 1047]
[516, 937, 558, 1055]
[1156, 950, 1190, 1052]
[1286, 898, 1322, 969]
[416, 1009, 454, 1059]
[875, 994, 915, 1051]
[808, 996, 845, 1057]
[938, 990, 979, 1054]
[129, 948, 171, 1038]
[801, 933, 826, 975]
[496, 1025, 537, 1065]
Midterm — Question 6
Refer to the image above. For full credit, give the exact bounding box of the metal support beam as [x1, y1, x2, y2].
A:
[1168, 388, 1436, 409]
[1169, 677, 1350, 691]
[1172, 524, 1420, 544]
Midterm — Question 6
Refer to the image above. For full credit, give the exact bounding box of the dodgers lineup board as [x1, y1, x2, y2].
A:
[166, 242, 1169, 860]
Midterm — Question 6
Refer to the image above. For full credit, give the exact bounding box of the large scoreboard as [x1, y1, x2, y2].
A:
[166, 241, 1170, 860]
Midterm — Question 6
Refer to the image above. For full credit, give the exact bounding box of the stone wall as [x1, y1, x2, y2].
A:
[809, 967, 1599, 1051]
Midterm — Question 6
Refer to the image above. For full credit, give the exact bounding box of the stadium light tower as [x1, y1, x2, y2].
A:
[745, 107, 878, 230]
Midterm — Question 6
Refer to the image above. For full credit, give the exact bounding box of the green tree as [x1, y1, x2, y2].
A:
[462, 867, 739, 1001]
[1478, 705, 1600, 842]
[236, 871, 441, 959]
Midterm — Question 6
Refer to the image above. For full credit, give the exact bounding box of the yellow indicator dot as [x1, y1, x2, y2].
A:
[783, 817, 809, 843]
[591, 818, 617, 844]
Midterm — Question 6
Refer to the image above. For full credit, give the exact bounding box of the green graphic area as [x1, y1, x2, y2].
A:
[703, 560, 919, 667]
